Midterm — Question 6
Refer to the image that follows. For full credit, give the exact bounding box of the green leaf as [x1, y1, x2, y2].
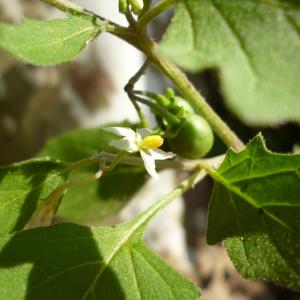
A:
[206, 135, 300, 290]
[38, 123, 136, 162]
[0, 159, 68, 236]
[0, 210, 199, 299]
[160, 0, 300, 125]
[39, 126, 147, 224]
[56, 167, 147, 224]
[0, 15, 106, 66]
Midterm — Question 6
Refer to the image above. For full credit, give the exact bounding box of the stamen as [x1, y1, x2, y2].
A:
[139, 135, 164, 150]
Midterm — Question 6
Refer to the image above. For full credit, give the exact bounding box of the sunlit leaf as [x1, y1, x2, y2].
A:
[207, 135, 300, 290]
[161, 0, 300, 125]
[0, 15, 106, 65]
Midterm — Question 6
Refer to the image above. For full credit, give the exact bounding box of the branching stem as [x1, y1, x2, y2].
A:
[140, 0, 152, 17]
[137, 37, 245, 151]
[125, 60, 152, 127]
[131, 94, 180, 126]
[42, 0, 244, 151]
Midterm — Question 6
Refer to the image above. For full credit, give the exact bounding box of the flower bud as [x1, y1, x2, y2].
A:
[129, 0, 143, 14]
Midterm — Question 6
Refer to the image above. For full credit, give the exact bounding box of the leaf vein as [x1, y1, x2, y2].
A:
[228, 191, 252, 268]
[32, 27, 95, 50]
[211, 170, 297, 235]
[183, 1, 197, 50]
[0, 164, 69, 211]
[230, 169, 300, 184]
[132, 247, 178, 299]
[129, 249, 143, 300]
[26, 261, 101, 295]
[210, 0, 258, 77]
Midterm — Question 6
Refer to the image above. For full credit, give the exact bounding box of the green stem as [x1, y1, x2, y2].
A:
[125, 9, 137, 27]
[135, 169, 207, 230]
[130, 96, 151, 128]
[125, 59, 152, 127]
[133, 90, 170, 107]
[132, 94, 180, 126]
[137, 37, 245, 151]
[126, 59, 151, 89]
[140, 0, 152, 17]
[41, 0, 83, 14]
[138, 0, 176, 30]
[104, 152, 128, 172]
[93, 151, 225, 171]
[42, 0, 244, 151]
[107, 28, 244, 150]
[41, 0, 124, 32]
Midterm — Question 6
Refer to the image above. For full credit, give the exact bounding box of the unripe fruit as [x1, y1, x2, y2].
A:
[169, 96, 194, 116]
[167, 114, 214, 159]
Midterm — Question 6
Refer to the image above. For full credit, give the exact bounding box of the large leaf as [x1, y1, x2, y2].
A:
[0, 159, 68, 236]
[206, 135, 300, 290]
[0, 15, 106, 65]
[39, 126, 147, 224]
[160, 0, 300, 125]
[0, 200, 200, 299]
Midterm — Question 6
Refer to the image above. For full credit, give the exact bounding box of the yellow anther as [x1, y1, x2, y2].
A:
[139, 135, 164, 150]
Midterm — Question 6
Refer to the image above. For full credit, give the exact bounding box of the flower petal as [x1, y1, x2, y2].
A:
[140, 150, 159, 179]
[110, 138, 138, 152]
[148, 149, 175, 160]
[137, 128, 152, 138]
[103, 127, 136, 140]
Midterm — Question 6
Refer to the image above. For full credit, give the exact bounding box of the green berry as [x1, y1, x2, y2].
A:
[167, 114, 214, 159]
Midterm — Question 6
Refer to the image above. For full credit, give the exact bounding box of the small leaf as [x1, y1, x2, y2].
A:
[0, 215, 199, 299]
[160, 0, 300, 125]
[0, 159, 68, 236]
[39, 125, 147, 224]
[0, 15, 106, 65]
[206, 135, 300, 290]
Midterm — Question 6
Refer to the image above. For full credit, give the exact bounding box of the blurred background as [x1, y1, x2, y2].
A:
[0, 1, 299, 299]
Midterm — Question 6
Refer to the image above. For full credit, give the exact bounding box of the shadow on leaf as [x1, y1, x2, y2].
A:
[0, 223, 125, 299]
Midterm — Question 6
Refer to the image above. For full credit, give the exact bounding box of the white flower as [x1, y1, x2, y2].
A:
[103, 127, 175, 179]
